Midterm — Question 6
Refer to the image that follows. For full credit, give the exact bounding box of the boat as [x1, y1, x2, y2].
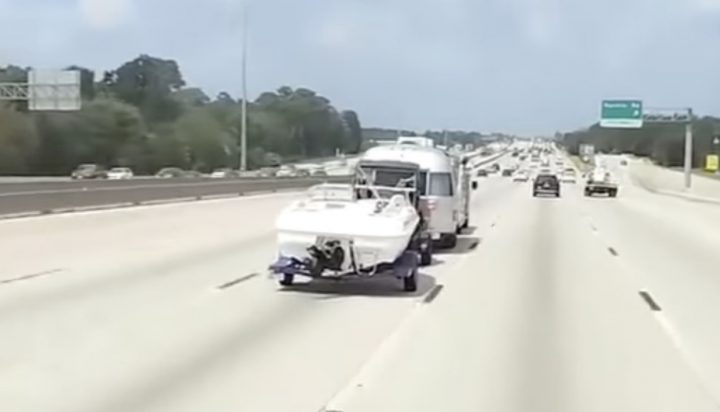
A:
[269, 160, 431, 291]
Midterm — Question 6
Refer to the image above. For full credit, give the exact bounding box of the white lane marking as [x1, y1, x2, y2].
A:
[321, 230, 483, 411]
[321, 298, 430, 412]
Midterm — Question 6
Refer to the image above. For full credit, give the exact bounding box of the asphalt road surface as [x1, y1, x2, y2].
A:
[0, 176, 351, 216]
[2, 154, 720, 412]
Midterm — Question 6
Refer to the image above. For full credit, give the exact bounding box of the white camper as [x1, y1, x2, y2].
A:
[361, 144, 473, 248]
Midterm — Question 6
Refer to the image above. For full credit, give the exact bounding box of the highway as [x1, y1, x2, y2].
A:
[2, 152, 720, 411]
[0, 176, 351, 217]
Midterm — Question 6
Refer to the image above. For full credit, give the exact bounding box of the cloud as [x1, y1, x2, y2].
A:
[77, 0, 134, 30]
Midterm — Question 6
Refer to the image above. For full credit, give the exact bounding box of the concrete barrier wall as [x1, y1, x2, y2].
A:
[629, 160, 720, 203]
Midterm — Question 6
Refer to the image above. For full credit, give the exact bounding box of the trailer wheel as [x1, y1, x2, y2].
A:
[441, 233, 457, 249]
[279, 273, 294, 286]
[420, 241, 433, 266]
[609, 189, 618, 198]
[403, 269, 418, 292]
[584, 189, 591, 197]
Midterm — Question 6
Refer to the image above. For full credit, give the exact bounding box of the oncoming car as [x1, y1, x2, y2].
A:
[513, 170, 530, 182]
[107, 167, 134, 180]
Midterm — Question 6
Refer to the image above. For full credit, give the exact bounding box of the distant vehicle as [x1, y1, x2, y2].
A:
[296, 169, 311, 177]
[584, 168, 618, 197]
[71, 164, 107, 180]
[397, 136, 435, 147]
[501, 168, 514, 177]
[533, 173, 560, 197]
[513, 170, 530, 182]
[210, 168, 237, 178]
[155, 167, 185, 178]
[276, 165, 297, 177]
[559, 169, 577, 184]
[258, 167, 278, 178]
[476, 169, 488, 177]
[184, 170, 204, 178]
[107, 167, 133, 180]
[311, 169, 328, 177]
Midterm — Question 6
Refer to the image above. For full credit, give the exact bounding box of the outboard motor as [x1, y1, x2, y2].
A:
[306, 239, 345, 276]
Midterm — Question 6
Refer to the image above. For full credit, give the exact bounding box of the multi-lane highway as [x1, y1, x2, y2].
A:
[2, 152, 720, 411]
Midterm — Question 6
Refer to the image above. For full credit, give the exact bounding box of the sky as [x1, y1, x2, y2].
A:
[1, 0, 719, 135]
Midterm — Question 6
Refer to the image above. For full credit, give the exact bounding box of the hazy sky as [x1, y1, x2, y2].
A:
[1, 0, 719, 135]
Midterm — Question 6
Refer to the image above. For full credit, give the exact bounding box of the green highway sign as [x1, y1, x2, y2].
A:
[600, 100, 643, 128]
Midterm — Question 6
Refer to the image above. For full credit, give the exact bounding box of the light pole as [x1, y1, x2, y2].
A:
[713, 135, 720, 174]
[683, 108, 693, 190]
[239, 4, 249, 171]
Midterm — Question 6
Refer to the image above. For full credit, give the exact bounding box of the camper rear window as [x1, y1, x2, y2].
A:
[429, 172, 453, 196]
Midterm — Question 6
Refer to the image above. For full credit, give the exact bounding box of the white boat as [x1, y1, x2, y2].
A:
[270, 160, 431, 291]
[274, 183, 420, 273]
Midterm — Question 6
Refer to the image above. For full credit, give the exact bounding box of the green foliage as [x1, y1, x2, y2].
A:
[562, 117, 720, 167]
[0, 55, 363, 175]
[0, 108, 39, 174]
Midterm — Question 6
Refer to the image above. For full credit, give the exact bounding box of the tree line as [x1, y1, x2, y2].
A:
[0, 55, 363, 175]
[561, 116, 720, 167]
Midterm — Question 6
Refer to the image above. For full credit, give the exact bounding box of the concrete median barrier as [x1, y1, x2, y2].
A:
[0, 175, 352, 219]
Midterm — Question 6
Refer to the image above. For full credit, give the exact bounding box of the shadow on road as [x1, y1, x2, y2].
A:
[459, 225, 477, 235]
[279, 272, 436, 299]
[437, 236, 481, 255]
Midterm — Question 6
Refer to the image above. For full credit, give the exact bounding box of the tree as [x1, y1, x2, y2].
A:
[172, 88, 210, 107]
[77, 99, 147, 167]
[174, 108, 234, 171]
[341, 110, 362, 153]
[0, 108, 39, 174]
[108, 55, 186, 122]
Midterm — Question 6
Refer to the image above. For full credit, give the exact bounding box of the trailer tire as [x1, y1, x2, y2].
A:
[441, 233, 457, 249]
[403, 269, 418, 292]
[609, 189, 618, 198]
[279, 273, 294, 286]
[420, 244, 432, 267]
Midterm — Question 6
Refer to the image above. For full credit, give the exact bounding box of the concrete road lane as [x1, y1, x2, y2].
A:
[577, 156, 720, 402]
[324, 178, 719, 412]
[0, 179, 515, 412]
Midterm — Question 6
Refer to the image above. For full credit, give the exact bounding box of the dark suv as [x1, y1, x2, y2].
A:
[533, 173, 560, 197]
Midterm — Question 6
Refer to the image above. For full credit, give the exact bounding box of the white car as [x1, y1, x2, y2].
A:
[276, 166, 297, 177]
[107, 167, 133, 180]
[559, 170, 577, 183]
[513, 170, 530, 182]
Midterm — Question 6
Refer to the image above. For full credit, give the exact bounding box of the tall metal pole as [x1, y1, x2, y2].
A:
[240, 4, 248, 171]
[683, 108, 693, 190]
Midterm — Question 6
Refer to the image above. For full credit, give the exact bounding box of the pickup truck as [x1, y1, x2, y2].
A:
[584, 169, 618, 197]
